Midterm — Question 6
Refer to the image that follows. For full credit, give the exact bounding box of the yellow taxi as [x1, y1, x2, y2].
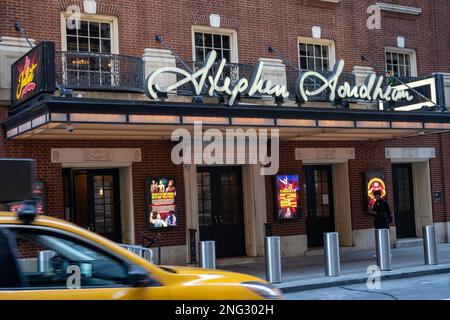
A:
[0, 211, 283, 300]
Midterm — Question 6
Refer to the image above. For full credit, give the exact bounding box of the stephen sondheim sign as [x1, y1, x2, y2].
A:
[145, 50, 412, 106]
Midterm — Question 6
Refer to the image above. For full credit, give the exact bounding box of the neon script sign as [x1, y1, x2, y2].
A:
[16, 56, 37, 100]
[145, 50, 412, 106]
[297, 60, 413, 103]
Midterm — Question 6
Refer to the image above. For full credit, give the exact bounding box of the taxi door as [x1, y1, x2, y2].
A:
[0, 226, 169, 300]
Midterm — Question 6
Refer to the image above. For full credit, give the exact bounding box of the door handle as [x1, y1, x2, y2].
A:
[219, 216, 223, 224]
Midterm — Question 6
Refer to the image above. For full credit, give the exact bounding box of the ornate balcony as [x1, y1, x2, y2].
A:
[55, 51, 145, 93]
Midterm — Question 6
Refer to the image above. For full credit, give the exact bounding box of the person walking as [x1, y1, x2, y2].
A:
[370, 190, 393, 258]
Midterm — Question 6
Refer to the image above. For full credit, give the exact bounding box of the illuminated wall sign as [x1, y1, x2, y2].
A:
[275, 174, 300, 220]
[363, 170, 386, 212]
[11, 41, 56, 108]
[146, 50, 289, 106]
[378, 76, 438, 111]
[146, 50, 413, 107]
[146, 177, 178, 228]
[297, 60, 413, 103]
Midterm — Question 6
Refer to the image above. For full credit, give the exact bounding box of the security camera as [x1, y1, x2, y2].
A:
[66, 124, 75, 133]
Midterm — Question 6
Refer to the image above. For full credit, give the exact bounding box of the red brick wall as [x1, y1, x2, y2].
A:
[0, 107, 186, 247]
[2, 104, 450, 241]
[0, 0, 448, 74]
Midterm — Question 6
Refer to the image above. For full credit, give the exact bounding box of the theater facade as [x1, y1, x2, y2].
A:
[1, 0, 450, 265]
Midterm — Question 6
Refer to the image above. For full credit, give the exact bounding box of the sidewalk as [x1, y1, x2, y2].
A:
[218, 243, 450, 293]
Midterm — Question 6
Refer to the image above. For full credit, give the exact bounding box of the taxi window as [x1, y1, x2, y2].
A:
[8, 227, 130, 289]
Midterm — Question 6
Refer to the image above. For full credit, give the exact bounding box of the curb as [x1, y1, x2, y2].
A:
[277, 265, 450, 293]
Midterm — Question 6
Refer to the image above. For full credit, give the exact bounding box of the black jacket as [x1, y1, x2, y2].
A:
[372, 199, 392, 229]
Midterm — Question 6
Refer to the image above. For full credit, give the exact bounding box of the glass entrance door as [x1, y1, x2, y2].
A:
[304, 165, 335, 247]
[197, 166, 245, 258]
[63, 169, 122, 242]
[392, 164, 416, 238]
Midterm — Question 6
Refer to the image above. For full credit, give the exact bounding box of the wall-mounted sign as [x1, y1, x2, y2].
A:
[363, 170, 386, 212]
[297, 60, 413, 104]
[378, 76, 439, 111]
[11, 41, 56, 108]
[146, 177, 177, 228]
[145, 50, 413, 107]
[275, 174, 300, 220]
[146, 50, 289, 106]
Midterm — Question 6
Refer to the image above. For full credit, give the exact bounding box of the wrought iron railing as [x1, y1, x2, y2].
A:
[55, 51, 145, 92]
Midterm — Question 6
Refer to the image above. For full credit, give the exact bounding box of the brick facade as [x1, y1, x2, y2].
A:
[1, 0, 449, 254]
[0, 0, 449, 74]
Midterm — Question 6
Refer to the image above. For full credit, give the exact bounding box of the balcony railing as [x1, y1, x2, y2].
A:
[55, 51, 145, 93]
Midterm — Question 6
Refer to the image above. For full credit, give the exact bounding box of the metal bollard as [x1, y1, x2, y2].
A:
[375, 229, 391, 271]
[199, 241, 216, 269]
[423, 225, 438, 265]
[324, 232, 340, 277]
[265, 236, 282, 284]
[37, 250, 56, 273]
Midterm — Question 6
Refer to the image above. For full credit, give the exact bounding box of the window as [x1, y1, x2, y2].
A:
[194, 32, 231, 63]
[191, 27, 238, 90]
[385, 48, 417, 78]
[298, 37, 335, 71]
[5, 227, 130, 289]
[61, 14, 118, 87]
[66, 20, 112, 53]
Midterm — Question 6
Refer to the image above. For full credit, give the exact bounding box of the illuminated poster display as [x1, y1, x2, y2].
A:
[146, 178, 177, 228]
[11, 41, 55, 108]
[275, 174, 300, 220]
[364, 171, 386, 212]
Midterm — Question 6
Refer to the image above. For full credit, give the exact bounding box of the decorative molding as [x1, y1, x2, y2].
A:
[385, 147, 435, 160]
[376, 2, 422, 15]
[295, 148, 355, 161]
[51, 148, 142, 164]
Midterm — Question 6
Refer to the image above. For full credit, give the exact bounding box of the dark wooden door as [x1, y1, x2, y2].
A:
[197, 166, 245, 258]
[392, 164, 416, 238]
[304, 165, 335, 247]
[87, 169, 122, 242]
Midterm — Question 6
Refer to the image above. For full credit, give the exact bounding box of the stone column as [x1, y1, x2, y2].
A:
[258, 58, 287, 88]
[142, 48, 177, 89]
[352, 65, 374, 86]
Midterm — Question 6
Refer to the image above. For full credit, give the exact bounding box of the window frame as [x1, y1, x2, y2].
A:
[0, 224, 159, 291]
[384, 47, 417, 77]
[297, 36, 336, 72]
[191, 26, 239, 63]
[60, 12, 119, 54]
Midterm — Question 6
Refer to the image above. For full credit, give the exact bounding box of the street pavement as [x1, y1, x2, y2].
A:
[284, 272, 450, 300]
[218, 243, 450, 292]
